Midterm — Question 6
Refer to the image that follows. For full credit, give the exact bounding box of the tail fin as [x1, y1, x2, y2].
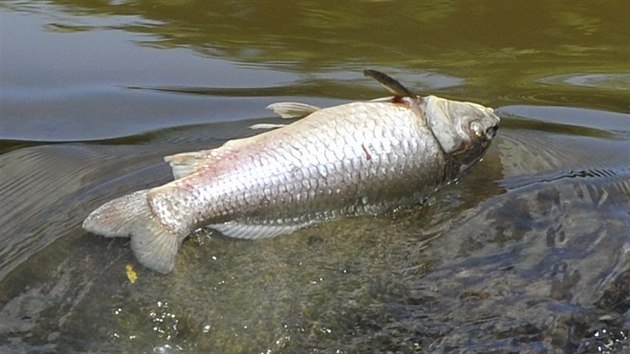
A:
[82, 189, 182, 274]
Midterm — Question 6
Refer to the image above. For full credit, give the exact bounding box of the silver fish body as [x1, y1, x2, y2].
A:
[83, 73, 500, 274]
[156, 99, 453, 235]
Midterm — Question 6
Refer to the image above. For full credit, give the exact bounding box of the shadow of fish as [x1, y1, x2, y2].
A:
[82, 70, 500, 273]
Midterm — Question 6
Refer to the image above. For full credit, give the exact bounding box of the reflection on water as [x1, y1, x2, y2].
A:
[539, 73, 630, 91]
[1, 0, 629, 353]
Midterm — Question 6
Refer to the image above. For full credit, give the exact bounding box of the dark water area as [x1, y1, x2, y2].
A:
[1, 1, 629, 353]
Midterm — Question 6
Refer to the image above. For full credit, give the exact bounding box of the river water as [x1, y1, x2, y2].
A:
[1, 1, 629, 353]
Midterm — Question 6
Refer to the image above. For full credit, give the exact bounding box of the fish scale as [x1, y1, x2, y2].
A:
[83, 71, 500, 273]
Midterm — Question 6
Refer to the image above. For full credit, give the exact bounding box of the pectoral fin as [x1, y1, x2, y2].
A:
[363, 69, 416, 98]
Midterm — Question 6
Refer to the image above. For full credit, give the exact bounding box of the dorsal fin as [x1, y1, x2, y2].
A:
[209, 221, 310, 240]
[363, 69, 416, 98]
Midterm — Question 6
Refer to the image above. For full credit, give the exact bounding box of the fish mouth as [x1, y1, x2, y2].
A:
[469, 123, 496, 144]
[481, 123, 499, 140]
[452, 112, 500, 168]
[469, 113, 500, 142]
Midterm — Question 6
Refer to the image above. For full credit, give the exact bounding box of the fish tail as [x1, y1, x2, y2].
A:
[82, 189, 181, 274]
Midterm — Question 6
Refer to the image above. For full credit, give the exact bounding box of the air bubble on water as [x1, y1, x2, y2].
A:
[153, 344, 172, 354]
[275, 335, 290, 346]
[320, 326, 332, 334]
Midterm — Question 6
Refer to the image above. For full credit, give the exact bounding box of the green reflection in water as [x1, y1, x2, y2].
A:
[17, 1, 630, 71]
[5, 0, 626, 111]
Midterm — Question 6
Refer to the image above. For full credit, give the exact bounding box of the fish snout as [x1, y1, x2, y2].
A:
[485, 123, 499, 139]
[471, 114, 499, 142]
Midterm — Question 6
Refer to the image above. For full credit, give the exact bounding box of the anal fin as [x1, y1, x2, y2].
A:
[164, 150, 214, 179]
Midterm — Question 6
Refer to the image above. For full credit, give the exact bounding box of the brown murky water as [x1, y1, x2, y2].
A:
[1, 1, 629, 353]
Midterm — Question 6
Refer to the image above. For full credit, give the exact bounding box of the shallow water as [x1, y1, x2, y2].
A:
[1, 1, 629, 353]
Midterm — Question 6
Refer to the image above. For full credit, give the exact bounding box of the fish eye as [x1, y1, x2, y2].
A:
[471, 121, 484, 138]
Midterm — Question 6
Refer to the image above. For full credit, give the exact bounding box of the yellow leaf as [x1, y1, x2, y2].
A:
[125, 264, 138, 284]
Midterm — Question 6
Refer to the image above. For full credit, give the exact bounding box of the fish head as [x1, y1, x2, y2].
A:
[423, 95, 500, 173]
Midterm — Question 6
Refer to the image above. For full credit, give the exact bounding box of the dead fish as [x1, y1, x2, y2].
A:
[83, 70, 500, 274]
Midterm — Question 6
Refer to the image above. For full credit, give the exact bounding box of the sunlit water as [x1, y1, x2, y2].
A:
[1, 1, 629, 353]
